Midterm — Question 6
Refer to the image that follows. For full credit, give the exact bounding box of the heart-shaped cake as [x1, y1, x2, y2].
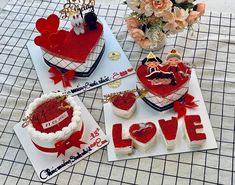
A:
[111, 92, 137, 119]
[34, 14, 105, 77]
[136, 50, 191, 111]
[129, 122, 157, 151]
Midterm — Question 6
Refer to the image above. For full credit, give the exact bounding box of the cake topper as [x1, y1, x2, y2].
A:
[103, 88, 148, 103]
[22, 114, 32, 128]
[60, 0, 95, 19]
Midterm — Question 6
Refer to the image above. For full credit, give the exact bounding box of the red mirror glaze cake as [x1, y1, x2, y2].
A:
[34, 0, 105, 77]
[24, 93, 85, 156]
[136, 49, 191, 111]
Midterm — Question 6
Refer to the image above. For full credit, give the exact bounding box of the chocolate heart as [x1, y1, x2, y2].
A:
[112, 92, 136, 111]
[129, 122, 156, 144]
[136, 65, 190, 97]
[34, 14, 103, 63]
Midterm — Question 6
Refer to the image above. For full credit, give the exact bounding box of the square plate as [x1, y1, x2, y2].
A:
[14, 96, 108, 182]
[102, 70, 217, 161]
[27, 18, 134, 96]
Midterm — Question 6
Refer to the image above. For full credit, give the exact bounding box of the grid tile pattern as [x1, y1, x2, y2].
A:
[0, 0, 235, 185]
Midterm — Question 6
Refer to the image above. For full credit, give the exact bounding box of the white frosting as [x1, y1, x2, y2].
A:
[25, 93, 82, 148]
[112, 102, 136, 119]
[130, 135, 156, 152]
[115, 146, 133, 155]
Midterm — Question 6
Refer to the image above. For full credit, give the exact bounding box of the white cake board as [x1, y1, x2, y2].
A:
[14, 96, 108, 182]
[27, 18, 134, 96]
[102, 70, 217, 161]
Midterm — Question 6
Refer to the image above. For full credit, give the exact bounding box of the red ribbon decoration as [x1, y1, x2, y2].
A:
[48, 66, 75, 88]
[33, 123, 86, 157]
[173, 93, 198, 118]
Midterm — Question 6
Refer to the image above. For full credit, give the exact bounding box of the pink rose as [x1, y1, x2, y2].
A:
[186, 11, 200, 25]
[196, 3, 206, 16]
[125, 16, 141, 31]
[129, 28, 146, 41]
[149, 0, 172, 15]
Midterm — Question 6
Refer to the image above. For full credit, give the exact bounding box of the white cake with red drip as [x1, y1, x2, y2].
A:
[24, 93, 84, 156]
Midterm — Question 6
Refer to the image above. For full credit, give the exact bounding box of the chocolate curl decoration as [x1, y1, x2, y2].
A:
[173, 93, 198, 118]
[48, 66, 75, 88]
[33, 123, 86, 157]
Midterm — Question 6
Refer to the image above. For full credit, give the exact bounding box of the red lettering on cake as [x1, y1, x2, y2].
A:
[184, 115, 206, 142]
[119, 70, 128, 77]
[127, 68, 134, 73]
[90, 138, 108, 148]
[159, 117, 178, 140]
[90, 127, 100, 140]
[112, 124, 132, 149]
[112, 72, 120, 79]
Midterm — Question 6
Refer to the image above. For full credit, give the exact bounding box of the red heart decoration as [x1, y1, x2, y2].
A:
[34, 14, 103, 63]
[136, 65, 190, 97]
[31, 98, 73, 134]
[129, 122, 157, 144]
[49, 30, 67, 51]
[36, 14, 59, 34]
[111, 92, 136, 111]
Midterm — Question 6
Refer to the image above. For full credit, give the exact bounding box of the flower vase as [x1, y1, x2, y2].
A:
[144, 28, 167, 51]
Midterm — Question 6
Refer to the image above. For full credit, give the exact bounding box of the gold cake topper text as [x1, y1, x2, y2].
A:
[103, 88, 148, 103]
[59, 0, 96, 19]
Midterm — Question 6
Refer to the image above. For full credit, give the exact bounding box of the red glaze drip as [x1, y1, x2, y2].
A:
[136, 64, 190, 97]
[34, 14, 103, 63]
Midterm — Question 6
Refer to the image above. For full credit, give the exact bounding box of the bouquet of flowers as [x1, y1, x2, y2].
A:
[125, 0, 205, 50]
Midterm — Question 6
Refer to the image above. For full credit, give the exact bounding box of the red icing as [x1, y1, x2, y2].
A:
[34, 14, 103, 63]
[136, 64, 191, 97]
[112, 92, 136, 111]
[184, 115, 206, 142]
[112, 124, 132, 148]
[129, 122, 156, 144]
[31, 98, 73, 133]
[159, 117, 178, 140]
